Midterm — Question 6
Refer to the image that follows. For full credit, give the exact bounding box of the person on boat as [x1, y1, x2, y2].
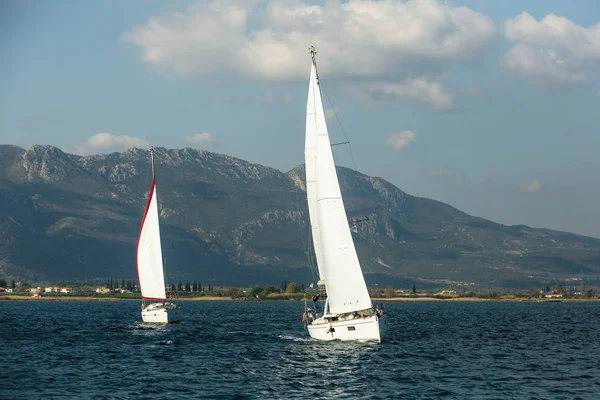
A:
[304, 308, 315, 322]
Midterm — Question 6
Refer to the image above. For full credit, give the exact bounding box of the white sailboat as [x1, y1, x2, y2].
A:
[136, 148, 182, 323]
[303, 47, 387, 342]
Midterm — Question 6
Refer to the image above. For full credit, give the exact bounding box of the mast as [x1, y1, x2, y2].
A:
[306, 46, 326, 286]
[136, 147, 167, 301]
[150, 147, 156, 180]
[152, 147, 168, 297]
[152, 147, 163, 290]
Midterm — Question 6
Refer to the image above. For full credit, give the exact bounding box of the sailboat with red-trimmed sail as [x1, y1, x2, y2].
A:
[136, 148, 182, 323]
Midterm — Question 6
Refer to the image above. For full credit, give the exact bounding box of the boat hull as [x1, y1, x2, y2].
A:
[307, 314, 387, 343]
[141, 302, 182, 323]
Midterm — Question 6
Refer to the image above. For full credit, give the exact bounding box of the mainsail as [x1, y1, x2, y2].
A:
[306, 49, 372, 314]
[136, 176, 166, 301]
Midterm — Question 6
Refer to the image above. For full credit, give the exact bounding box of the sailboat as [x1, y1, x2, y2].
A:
[303, 46, 386, 342]
[136, 148, 182, 323]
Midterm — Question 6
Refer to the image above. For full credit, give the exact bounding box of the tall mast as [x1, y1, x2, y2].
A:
[150, 146, 166, 294]
[150, 147, 156, 180]
[306, 45, 327, 286]
[137, 145, 166, 302]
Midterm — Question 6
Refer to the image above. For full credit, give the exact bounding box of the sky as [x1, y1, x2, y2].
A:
[2, 0, 600, 238]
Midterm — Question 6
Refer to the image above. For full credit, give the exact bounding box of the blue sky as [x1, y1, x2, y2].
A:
[2, 0, 600, 238]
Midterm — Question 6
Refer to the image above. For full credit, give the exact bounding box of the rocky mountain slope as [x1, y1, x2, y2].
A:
[1, 144, 599, 289]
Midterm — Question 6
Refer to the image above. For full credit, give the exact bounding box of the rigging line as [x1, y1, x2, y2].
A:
[320, 81, 358, 173]
[311, 47, 347, 178]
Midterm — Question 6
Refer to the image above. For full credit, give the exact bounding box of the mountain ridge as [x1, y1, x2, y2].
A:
[1, 144, 599, 289]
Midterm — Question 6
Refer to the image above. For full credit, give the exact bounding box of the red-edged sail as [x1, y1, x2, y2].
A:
[136, 178, 166, 301]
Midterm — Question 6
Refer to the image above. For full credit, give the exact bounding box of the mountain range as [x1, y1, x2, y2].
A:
[1, 144, 599, 290]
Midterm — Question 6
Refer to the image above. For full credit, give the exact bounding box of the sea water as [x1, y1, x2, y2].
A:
[1, 300, 599, 399]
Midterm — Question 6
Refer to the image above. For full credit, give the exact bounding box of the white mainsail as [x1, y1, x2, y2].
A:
[137, 178, 166, 301]
[305, 62, 326, 281]
[307, 51, 372, 315]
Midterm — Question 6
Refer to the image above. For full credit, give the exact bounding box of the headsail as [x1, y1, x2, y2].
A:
[136, 153, 166, 301]
[308, 48, 372, 314]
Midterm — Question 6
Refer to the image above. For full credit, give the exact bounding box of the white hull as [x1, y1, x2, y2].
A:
[141, 302, 182, 323]
[307, 314, 387, 343]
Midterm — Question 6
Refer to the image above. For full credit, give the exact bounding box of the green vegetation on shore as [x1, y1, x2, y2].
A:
[1, 278, 596, 302]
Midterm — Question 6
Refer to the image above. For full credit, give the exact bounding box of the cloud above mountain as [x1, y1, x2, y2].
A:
[385, 130, 416, 151]
[185, 132, 216, 146]
[350, 79, 455, 110]
[502, 12, 600, 89]
[123, 0, 496, 110]
[70, 133, 150, 156]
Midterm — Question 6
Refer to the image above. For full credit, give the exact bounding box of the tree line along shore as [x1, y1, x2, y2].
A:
[1, 279, 597, 302]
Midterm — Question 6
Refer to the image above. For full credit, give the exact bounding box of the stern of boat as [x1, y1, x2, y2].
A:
[141, 302, 182, 323]
[166, 304, 182, 323]
[307, 314, 383, 342]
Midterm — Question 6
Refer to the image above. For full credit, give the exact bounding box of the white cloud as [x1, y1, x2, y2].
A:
[518, 179, 543, 193]
[502, 12, 600, 89]
[324, 106, 342, 120]
[354, 79, 455, 110]
[385, 130, 416, 151]
[185, 132, 215, 145]
[123, 0, 495, 110]
[502, 44, 588, 88]
[70, 133, 150, 155]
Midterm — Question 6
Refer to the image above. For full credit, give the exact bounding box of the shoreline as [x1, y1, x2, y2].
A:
[376, 296, 600, 302]
[1, 295, 598, 303]
[0, 295, 230, 302]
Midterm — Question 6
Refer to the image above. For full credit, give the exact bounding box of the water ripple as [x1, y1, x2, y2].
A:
[2, 301, 600, 399]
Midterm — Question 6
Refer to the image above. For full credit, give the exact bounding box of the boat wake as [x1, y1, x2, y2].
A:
[278, 334, 312, 342]
[132, 322, 169, 336]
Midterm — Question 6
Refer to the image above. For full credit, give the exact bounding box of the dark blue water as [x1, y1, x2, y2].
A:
[1, 301, 599, 399]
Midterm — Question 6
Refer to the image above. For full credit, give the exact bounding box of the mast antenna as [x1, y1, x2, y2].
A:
[309, 46, 319, 83]
[309, 46, 318, 61]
